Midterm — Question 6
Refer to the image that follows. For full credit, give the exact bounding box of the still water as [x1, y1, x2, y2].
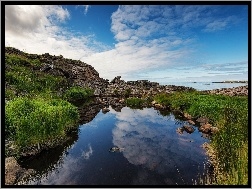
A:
[19, 107, 210, 185]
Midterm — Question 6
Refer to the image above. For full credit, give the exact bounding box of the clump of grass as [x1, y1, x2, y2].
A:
[154, 92, 248, 185]
[5, 97, 79, 152]
[126, 97, 146, 108]
[63, 86, 94, 102]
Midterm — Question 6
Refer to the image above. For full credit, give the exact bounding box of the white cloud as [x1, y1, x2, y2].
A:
[5, 5, 247, 82]
[5, 5, 111, 61]
[77, 5, 90, 15]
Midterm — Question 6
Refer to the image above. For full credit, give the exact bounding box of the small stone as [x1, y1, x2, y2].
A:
[183, 125, 195, 134]
[210, 126, 219, 134]
[199, 123, 212, 133]
[188, 120, 195, 125]
[102, 107, 110, 114]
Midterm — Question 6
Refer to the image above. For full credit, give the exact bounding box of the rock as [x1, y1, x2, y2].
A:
[176, 127, 184, 134]
[119, 98, 125, 103]
[5, 157, 34, 185]
[188, 120, 195, 125]
[196, 117, 209, 125]
[40, 63, 53, 72]
[111, 76, 121, 84]
[154, 103, 163, 109]
[210, 126, 219, 134]
[199, 123, 212, 133]
[94, 88, 102, 96]
[183, 125, 195, 134]
[102, 107, 110, 114]
[151, 100, 157, 105]
[184, 113, 192, 120]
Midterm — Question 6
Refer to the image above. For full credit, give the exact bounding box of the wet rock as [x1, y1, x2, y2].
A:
[199, 123, 212, 133]
[183, 125, 195, 134]
[176, 127, 184, 134]
[188, 120, 195, 125]
[183, 113, 192, 120]
[102, 107, 110, 114]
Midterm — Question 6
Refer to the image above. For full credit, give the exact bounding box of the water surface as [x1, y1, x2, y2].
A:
[160, 82, 247, 91]
[19, 107, 210, 185]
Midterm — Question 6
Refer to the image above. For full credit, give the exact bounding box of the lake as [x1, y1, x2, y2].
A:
[160, 82, 248, 91]
[18, 106, 210, 185]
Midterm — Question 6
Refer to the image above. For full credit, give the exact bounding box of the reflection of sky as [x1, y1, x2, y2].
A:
[82, 143, 93, 160]
[110, 107, 208, 180]
[23, 107, 209, 185]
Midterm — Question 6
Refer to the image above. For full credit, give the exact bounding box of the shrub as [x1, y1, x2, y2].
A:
[5, 97, 79, 149]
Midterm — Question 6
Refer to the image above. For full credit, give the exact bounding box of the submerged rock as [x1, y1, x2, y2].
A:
[183, 125, 195, 134]
[109, 146, 124, 152]
[188, 120, 195, 125]
[176, 127, 184, 134]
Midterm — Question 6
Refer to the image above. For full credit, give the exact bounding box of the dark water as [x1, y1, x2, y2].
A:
[19, 107, 210, 185]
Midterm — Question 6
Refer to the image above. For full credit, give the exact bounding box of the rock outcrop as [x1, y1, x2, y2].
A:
[5, 47, 109, 92]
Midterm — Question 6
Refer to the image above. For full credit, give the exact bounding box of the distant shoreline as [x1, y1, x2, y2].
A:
[188, 81, 248, 84]
[212, 81, 248, 83]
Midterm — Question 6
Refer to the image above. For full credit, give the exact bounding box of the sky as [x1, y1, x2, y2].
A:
[5, 4, 249, 83]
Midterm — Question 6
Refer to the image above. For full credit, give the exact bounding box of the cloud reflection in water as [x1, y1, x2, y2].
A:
[110, 107, 206, 182]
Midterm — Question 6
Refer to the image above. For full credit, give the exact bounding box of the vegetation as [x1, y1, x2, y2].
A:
[5, 53, 91, 156]
[123, 88, 132, 98]
[5, 97, 79, 152]
[154, 92, 248, 185]
[126, 97, 146, 108]
[5, 54, 68, 100]
[63, 86, 94, 102]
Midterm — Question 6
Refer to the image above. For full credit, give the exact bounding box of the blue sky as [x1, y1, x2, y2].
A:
[5, 5, 248, 82]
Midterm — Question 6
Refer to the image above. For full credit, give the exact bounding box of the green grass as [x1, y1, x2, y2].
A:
[154, 92, 248, 185]
[63, 86, 94, 102]
[5, 54, 68, 100]
[126, 97, 146, 108]
[5, 97, 79, 151]
[5, 52, 93, 156]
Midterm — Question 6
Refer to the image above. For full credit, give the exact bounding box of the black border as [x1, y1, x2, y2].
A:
[1, 1, 251, 188]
